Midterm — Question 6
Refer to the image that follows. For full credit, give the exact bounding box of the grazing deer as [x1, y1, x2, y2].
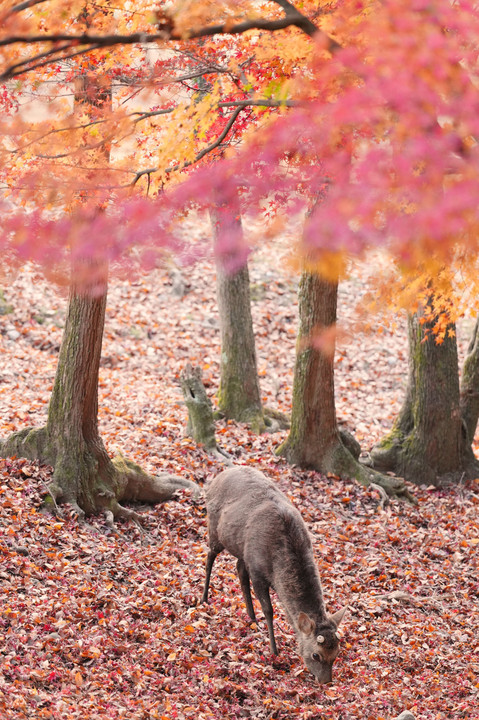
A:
[201, 466, 347, 683]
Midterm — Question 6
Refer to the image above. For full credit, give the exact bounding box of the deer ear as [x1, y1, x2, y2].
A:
[297, 612, 315, 636]
[329, 606, 348, 628]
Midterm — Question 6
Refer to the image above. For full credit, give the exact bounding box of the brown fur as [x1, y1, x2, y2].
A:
[201, 467, 347, 683]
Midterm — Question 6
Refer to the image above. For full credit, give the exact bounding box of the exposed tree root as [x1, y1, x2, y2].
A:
[209, 447, 233, 465]
[368, 482, 390, 509]
[278, 434, 417, 504]
[0, 428, 202, 520]
[113, 455, 202, 503]
[238, 407, 266, 435]
[263, 407, 290, 434]
[367, 435, 479, 487]
[326, 441, 417, 504]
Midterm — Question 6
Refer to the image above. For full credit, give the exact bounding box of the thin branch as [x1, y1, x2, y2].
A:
[131, 98, 295, 124]
[2, 41, 73, 76]
[1, 44, 104, 80]
[9, 116, 111, 154]
[164, 65, 229, 83]
[131, 106, 244, 186]
[0, 32, 168, 80]
[130, 167, 156, 186]
[171, 106, 244, 169]
[186, 17, 317, 40]
[131, 107, 176, 123]
[184, 2, 339, 48]
[5, 0, 49, 14]
[10, 97, 287, 158]
[218, 98, 297, 108]
[37, 135, 111, 158]
[12, 97, 293, 157]
[0, 32, 167, 49]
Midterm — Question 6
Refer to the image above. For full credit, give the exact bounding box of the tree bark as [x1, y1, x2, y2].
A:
[0, 271, 114, 514]
[44, 268, 115, 514]
[460, 316, 479, 443]
[370, 308, 478, 485]
[0, 73, 201, 518]
[180, 363, 218, 451]
[278, 272, 340, 468]
[0, 271, 200, 517]
[211, 194, 265, 433]
[277, 271, 411, 500]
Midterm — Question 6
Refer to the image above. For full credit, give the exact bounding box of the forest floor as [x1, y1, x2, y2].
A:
[0, 221, 478, 720]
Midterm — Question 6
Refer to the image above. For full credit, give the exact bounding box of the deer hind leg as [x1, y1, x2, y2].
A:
[201, 550, 219, 604]
[250, 573, 278, 655]
[236, 558, 256, 621]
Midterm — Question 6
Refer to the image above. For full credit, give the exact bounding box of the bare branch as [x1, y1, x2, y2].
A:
[218, 98, 297, 109]
[0, 32, 166, 49]
[5, 0, 49, 14]
[132, 106, 244, 186]
[186, 17, 317, 40]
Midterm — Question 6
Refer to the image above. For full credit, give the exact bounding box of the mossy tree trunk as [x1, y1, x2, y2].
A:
[0, 271, 117, 515]
[45, 271, 115, 514]
[211, 194, 265, 434]
[370, 307, 478, 485]
[278, 273, 340, 468]
[277, 271, 411, 499]
[0, 269, 200, 517]
[460, 316, 479, 444]
[179, 363, 231, 462]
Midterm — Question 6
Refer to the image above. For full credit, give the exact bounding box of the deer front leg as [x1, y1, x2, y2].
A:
[236, 558, 256, 621]
[250, 573, 278, 655]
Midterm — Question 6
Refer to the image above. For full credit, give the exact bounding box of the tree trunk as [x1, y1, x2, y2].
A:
[211, 195, 265, 433]
[0, 271, 115, 514]
[45, 269, 115, 513]
[277, 272, 341, 468]
[0, 270, 200, 517]
[277, 271, 411, 499]
[460, 316, 479, 443]
[370, 308, 478, 485]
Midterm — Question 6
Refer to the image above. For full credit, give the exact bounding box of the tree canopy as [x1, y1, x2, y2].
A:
[2, 0, 479, 322]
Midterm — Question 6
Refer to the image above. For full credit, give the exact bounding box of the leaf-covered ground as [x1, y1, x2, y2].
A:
[0, 228, 478, 719]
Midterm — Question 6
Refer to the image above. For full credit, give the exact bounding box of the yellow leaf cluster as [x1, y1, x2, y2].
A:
[357, 250, 479, 335]
[154, 82, 222, 179]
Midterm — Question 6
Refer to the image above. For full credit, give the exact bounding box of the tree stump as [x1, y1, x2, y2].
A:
[180, 364, 230, 463]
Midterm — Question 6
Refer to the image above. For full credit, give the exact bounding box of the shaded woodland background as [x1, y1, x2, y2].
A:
[0, 227, 478, 719]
